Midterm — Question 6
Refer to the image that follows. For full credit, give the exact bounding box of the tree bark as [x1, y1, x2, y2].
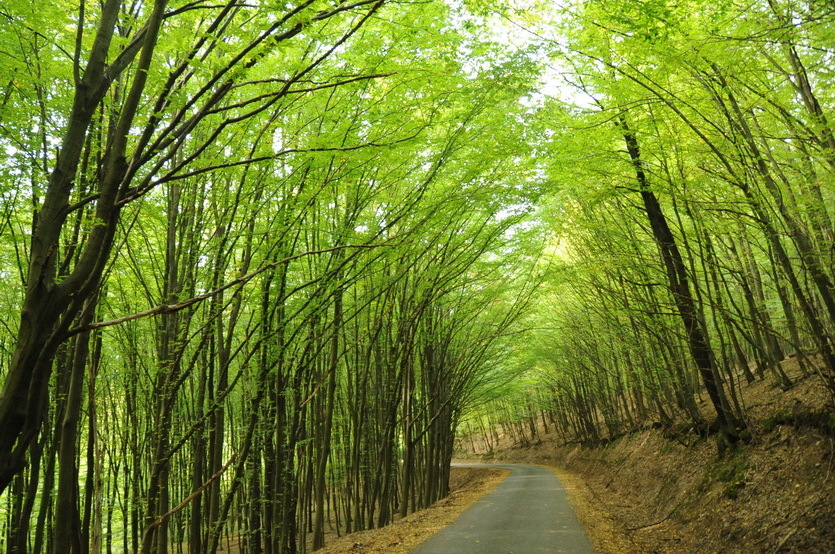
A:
[620, 116, 744, 442]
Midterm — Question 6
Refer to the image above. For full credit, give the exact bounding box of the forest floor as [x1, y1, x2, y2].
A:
[460, 360, 835, 553]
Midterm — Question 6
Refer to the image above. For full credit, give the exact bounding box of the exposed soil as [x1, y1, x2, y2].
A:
[316, 467, 510, 553]
[463, 362, 835, 553]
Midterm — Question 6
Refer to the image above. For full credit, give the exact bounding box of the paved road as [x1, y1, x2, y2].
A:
[412, 464, 595, 553]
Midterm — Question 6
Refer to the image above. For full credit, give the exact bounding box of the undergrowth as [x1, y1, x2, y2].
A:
[707, 453, 748, 499]
[762, 409, 835, 436]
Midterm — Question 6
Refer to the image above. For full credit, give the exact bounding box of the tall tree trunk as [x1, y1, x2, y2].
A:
[54, 298, 98, 554]
[312, 284, 342, 550]
[620, 116, 744, 444]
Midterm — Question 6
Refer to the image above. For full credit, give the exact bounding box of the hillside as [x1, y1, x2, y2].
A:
[459, 364, 834, 553]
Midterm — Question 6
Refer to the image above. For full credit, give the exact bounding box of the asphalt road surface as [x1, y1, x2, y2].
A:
[412, 464, 595, 553]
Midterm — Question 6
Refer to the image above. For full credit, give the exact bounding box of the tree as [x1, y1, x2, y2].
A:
[474, 0, 835, 451]
[0, 0, 387, 495]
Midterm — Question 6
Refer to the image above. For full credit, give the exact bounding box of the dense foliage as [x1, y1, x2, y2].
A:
[1, 0, 834, 552]
[0, 1, 541, 551]
[467, 0, 835, 452]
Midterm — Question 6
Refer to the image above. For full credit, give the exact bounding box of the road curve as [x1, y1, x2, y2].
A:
[412, 464, 595, 553]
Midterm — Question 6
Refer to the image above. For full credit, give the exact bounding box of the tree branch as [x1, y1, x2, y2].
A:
[66, 243, 392, 337]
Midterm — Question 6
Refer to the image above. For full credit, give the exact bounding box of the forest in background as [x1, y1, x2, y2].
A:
[464, 0, 835, 452]
[0, 0, 833, 552]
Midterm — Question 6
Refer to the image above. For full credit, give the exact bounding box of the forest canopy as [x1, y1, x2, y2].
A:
[0, 0, 833, 552]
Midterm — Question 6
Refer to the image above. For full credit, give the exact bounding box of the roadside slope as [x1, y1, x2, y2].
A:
[464, 370, 834, 553]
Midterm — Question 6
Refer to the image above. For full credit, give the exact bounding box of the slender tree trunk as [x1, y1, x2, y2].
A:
[620, 116, 744, 443]
[54, 298, 98, 554]
[312, 284, 342, 550]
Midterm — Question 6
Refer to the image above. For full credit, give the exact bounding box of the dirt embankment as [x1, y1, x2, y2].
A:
[463, 369, 834, 553]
